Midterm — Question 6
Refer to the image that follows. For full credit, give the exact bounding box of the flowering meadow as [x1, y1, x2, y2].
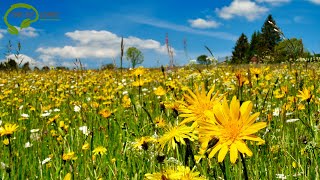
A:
[0, 64, 319, 179]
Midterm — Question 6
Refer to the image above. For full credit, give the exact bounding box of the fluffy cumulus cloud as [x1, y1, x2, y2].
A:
[309, 0, 320, 4]
[188, 18, 220, 29]
[256, 0, 290, 5]
[0, 27, 39, 38]
[1, 54, 42, 67]
[36, 30, 171, 64]
[216, 0, 268, 21]
[17, 27, 39, 37]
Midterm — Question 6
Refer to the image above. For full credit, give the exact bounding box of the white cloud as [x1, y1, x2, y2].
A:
[0, 27, 39, 38]
[188, 18, 220, 29]
[309, 0, 320, 4]
[216, 0, 268, 21]
[17, 27, 39, 37]
[36, 30, 171, 62]
[1, 54, 42, 67]
[256, 0, 290, 5]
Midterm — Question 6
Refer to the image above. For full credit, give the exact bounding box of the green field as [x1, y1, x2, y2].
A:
[0, 64, 319, 179]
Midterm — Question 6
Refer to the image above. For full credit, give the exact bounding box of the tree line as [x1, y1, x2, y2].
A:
[231, 14, 314, 64]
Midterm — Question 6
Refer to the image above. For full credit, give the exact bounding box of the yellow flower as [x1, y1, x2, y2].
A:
[92, 146, 107, 155]
[122, 95, 131, 108]
[82, 143, 90, 150]
[0, 123, 19, 136]
[132, 79, 145, 87]
[170, 166, 206, 180]
[297, 88, 312, 102]
[154, 116, 166, 128]
[145, 165, 206, 180]
[154, 86, 166, 96]
[99, 109, 112, 118]
[250, 67, 262, 77]
[235, 70, 247, 87]
[62, 152, 77, 161]
[111, 158, 116, 163]
[3, 138, 9, 145]
[178, 83, 223, 126]
[47, 114, 60, 124]
[292, 161, 297, 168]
[132, 66, 145, 76]
[198, 96, 267, 164]
[133, 136, 156, 150]
[63, 173, 72, 180]
[158, 124, 198, 152]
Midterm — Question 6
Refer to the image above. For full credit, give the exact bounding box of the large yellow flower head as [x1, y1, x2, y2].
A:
[198, 96, 266, 164]
[178, 83, 223, 126]
[158, 124, 198, 152]
[0, 123, 19, 137]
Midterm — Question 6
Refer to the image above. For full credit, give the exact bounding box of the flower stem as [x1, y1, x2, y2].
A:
[8, 136, 12, 179]
[240, 153, 248, 180]
[219, 161, 227, 180]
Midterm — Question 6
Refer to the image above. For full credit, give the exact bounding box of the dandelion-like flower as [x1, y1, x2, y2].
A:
[145, 165, 206, 180]
[62, 152, 77, 161]
[198, 96, 266, 163]
[178, 83, 223, 126]
[297, 88, 312, 102]
[0, 123, 19, 137]
[158, 124, 197, 152]
[133, 136, 156, 150]
[154, 86, 166, 96]
[92, 146, 107, 155]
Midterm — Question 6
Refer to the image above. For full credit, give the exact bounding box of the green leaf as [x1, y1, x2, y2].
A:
[20, 19, 32, 29]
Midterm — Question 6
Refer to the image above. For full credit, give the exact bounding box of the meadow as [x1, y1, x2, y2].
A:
[0, 63, 319, 180]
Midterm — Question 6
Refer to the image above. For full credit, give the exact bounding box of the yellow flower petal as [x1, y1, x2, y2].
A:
[218, 145, 229, 162]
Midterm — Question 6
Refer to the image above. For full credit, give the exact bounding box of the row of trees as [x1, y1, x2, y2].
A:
[231, 14, 308, 64]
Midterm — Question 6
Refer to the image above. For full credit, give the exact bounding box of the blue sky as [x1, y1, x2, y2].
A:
[0, 0, 320, 68]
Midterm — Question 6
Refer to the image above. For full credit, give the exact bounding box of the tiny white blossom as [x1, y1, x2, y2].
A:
[25, 142, 32, 148]
[74, 105, 81, 112]
[30, 129, 40, 133]
[41, 112, 51, 117]
[275, 174, 286, 179]
[286, 119, 299, 123]
[79, 126, 89, 136]
[21, 113, 29, 118]
[273, 108, 280, 117]
[41, 158, 51, 165]
[53, 108, 60, 112]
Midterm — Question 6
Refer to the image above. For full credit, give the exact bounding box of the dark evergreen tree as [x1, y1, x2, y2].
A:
[231, 33, 250, 64]
[249, 31, 262, 59]
[260, 14, 281, 54]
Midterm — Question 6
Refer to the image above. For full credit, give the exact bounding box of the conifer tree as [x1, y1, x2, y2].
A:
[231, 33, 250, 64]
[260, 14, 281, 54]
